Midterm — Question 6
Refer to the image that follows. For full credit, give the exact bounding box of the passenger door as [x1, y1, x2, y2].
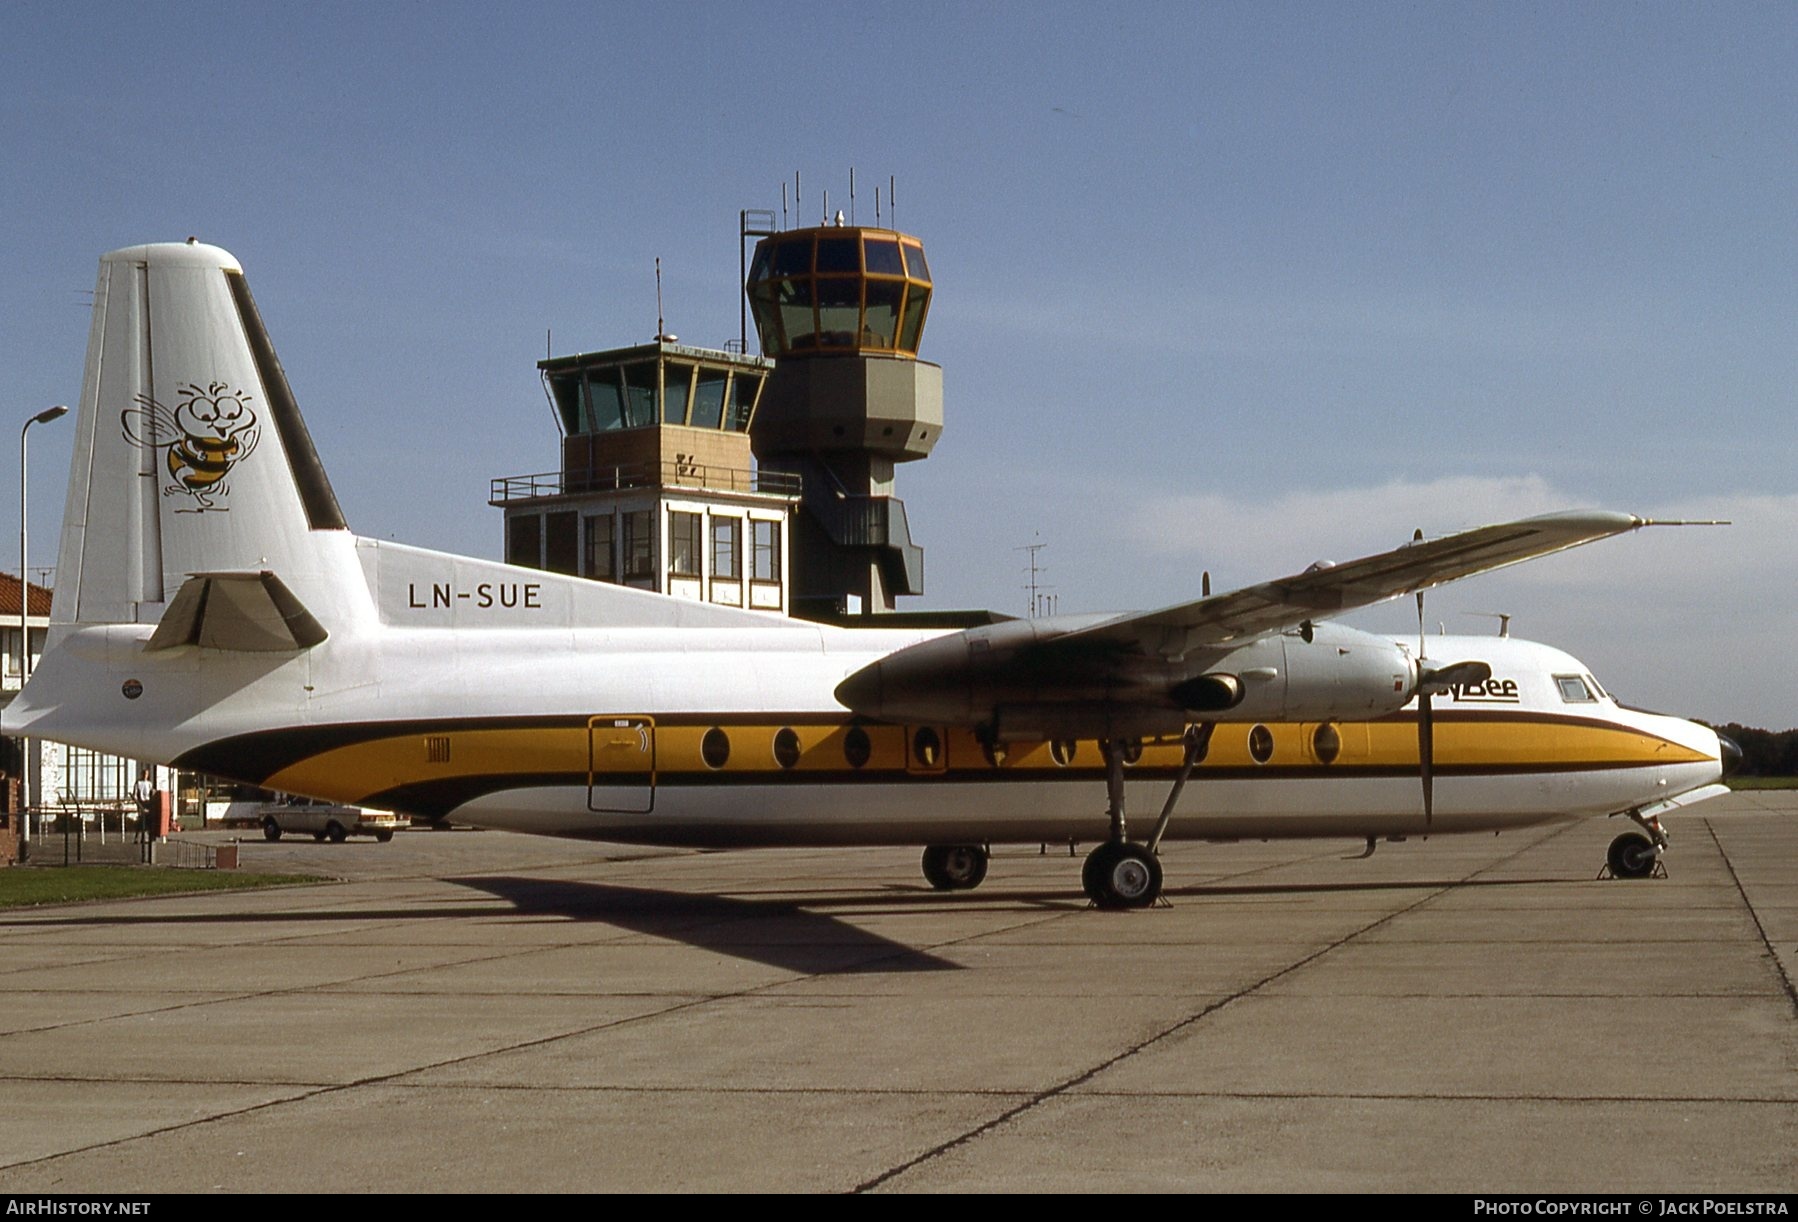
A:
[587, 716, 656, 813]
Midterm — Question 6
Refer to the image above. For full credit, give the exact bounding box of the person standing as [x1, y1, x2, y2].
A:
[134, 769, 154, 844]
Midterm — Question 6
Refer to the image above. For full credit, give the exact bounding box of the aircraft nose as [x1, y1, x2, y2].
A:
[1717, 733, 1743, 777]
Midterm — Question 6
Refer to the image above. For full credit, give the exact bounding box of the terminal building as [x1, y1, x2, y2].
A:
[493, 216, 943, 621]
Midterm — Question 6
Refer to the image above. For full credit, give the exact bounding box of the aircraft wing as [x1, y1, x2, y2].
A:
[1051, 510, 1655, 657]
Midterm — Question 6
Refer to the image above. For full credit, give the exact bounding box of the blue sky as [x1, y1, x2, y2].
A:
[2, 2, 1793, 726]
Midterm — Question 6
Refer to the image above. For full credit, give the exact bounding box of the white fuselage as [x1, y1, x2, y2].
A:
[11, 581, 1725, 849]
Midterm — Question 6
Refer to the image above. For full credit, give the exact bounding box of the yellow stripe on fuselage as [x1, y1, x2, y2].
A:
[260, 714, 1711, 807]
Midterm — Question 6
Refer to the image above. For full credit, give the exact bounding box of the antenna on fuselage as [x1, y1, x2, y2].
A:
[1466, 612, 1512, 638]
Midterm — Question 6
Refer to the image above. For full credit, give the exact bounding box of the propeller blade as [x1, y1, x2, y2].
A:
[1415, 659, 1492, 697]
[1419, 689, 1434, 827]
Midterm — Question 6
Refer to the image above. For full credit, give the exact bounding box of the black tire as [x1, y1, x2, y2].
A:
[1082, 842, 1163, 909]
[1607, 832, 1658, 879]
[921, 844, 988, 891]
[312, 831, 327, 841]
[262, 818, 283, 842]
[374, 830, 394, 843]
[326, 821, 348, 844]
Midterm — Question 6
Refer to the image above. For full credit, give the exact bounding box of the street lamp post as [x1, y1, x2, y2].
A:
[18, 404, 69, 853]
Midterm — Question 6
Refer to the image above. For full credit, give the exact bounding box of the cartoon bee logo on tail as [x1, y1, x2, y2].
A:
[121, 381, 261, 512]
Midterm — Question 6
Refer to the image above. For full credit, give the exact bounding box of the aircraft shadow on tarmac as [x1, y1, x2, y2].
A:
[0, 872, 1575, 976]
[449, 875, 958, 975]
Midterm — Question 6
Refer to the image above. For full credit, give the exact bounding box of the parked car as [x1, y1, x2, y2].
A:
[258, 797, 404, 843]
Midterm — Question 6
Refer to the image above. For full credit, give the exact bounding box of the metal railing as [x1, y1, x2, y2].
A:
[490, 462, 801, 504]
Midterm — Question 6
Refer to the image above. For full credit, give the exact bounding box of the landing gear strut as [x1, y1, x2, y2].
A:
[1081, 725, 1212, 909]
[922, 844, 989, 891]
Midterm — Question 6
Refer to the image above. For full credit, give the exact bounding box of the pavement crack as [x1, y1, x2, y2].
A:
[1702, 817, 1798, 1018]
[851, 823, 1577, 1193]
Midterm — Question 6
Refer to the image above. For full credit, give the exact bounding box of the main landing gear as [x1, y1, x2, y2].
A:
[918, 723, 1213, 906]
[1081, 724, 1213, 909]
[921, 844, 989, 891]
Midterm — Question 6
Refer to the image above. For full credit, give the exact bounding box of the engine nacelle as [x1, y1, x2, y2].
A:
[1195, 621, 1416, 722]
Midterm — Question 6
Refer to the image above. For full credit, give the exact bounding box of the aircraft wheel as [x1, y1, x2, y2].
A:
[1082, 841, 1162, 909]
[262, 819, 282, 842]
[374, 830, 394, 843]
[921, 844, 988, 891]
[326, 821, 349, 844]
[1607, 832, 1658, 879]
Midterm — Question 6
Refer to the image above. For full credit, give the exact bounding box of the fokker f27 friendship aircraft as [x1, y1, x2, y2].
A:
[4, 242, 1738, 907]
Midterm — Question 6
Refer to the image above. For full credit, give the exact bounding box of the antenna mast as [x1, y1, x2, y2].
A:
[1018, 537, 1054, 618]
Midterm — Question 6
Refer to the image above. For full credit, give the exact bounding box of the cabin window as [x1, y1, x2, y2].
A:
[701, 727, 730, 769]
[1248, 725, 1274, 764]
[1050, 739, 1077, 766]
[1313, 722, 1342, 765]
[773, 727, 801, 769]
[669, 512, 703, 579]
[843, 726, 872, 769]
[1556, 675, 1597, 703]
[911, 727, 942, 768]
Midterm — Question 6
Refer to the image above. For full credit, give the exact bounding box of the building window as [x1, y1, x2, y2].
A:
[669, 511, 703, 579]
[751, 519, 780, 583]
[544, 511, 579, 576]
[584, 514, 615, 581]
[711, 517, 740, 581]
[507, 514, 541, 568]
[622, 510, 653, 580]
[663, 364, 694, 425]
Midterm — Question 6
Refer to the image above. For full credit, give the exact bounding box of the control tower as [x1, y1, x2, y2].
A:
[745, 222, 942, 616]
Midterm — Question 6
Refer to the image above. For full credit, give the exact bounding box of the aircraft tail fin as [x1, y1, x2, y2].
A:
[55, 241, 351, 629]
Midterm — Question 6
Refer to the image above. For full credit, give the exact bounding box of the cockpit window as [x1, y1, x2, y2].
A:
[1555, 674, 1597, 703]
[1585, 674, 1609, 700]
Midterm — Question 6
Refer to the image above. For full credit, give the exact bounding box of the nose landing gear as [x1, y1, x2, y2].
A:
[1602, 810, 1668, 880]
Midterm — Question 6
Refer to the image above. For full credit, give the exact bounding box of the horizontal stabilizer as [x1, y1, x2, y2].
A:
[145, 571, 329, 652]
